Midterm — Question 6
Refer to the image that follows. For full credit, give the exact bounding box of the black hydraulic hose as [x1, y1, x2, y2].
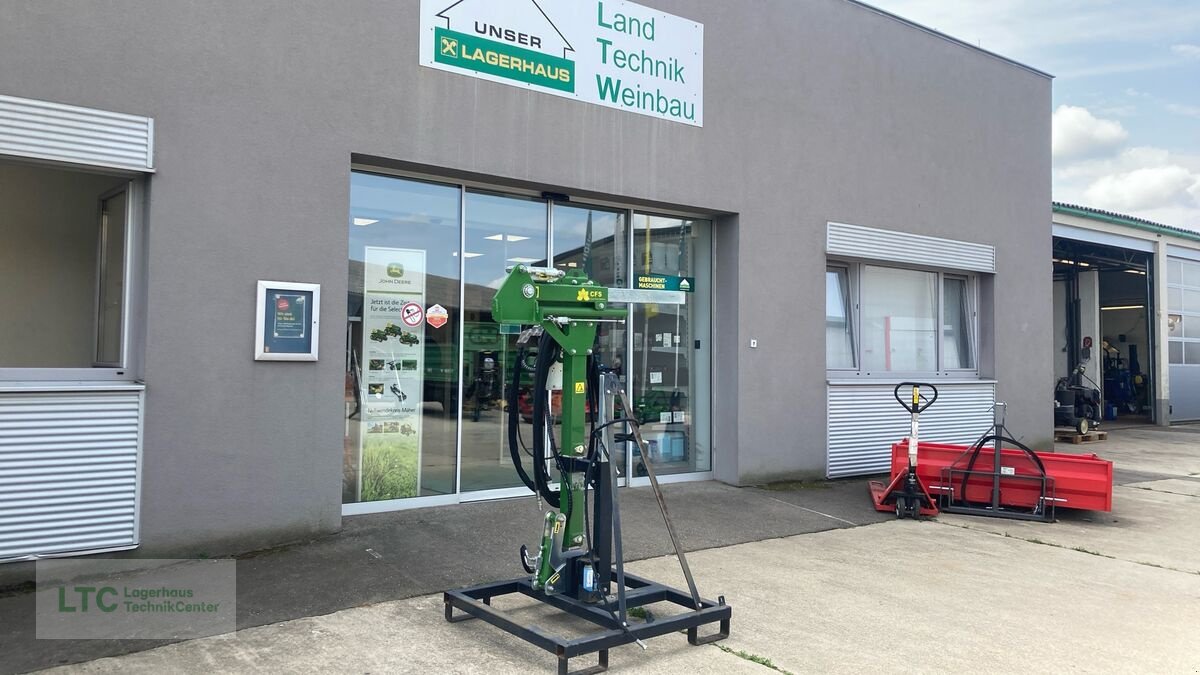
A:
[586, 351, 602, 487]
[957, 433, 1048, 504]
[507, 345, 538, 494]
[531, 332, 561, 508]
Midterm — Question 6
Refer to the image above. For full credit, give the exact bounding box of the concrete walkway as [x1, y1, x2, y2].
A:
[0, 479, 888, 674]
[15, 427, 1200, 673]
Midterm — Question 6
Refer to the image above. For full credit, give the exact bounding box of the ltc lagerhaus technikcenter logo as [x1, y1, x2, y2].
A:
[55, 584, 221, 614]
[36, 559, 236, 640]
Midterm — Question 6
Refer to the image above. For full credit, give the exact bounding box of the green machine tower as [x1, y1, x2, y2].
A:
[444, 265, 730, 675]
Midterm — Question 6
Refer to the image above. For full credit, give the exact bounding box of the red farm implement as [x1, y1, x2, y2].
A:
[869, 383, 1113, 522]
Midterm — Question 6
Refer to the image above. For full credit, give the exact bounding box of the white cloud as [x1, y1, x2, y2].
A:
[1052, 105, 1128, 160]
[1172, 43, 1200, 58]
[1084, 165, 1198, 211]
[1055, 146, 1200, 230]
[1057, 147, 1168, 181]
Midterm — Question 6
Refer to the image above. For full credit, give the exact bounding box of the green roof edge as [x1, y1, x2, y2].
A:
[1053, 202, 1200, 244]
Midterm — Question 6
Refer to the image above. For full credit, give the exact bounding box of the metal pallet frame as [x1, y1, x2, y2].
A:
[444, 376, 729, 674]
[937, 468, 1057, 523]
[444, 572, 729, 675]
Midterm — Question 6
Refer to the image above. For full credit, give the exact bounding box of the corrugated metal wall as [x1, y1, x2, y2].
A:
[0, 390, 143, 561]
[827, 382, 995, 478]
[827, 222, 996, 273]
[0, 93, 153, 172]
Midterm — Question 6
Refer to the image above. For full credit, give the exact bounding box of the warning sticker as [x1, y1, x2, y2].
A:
[400, 302, 424, 327]
[574, 382, 585, 394]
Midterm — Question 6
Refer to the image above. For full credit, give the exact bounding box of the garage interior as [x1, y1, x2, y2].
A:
[1053, 236, 1155, 425]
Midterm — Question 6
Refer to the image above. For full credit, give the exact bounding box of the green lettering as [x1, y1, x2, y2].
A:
[596, 37, 612, 64]
[597, 1, 613, 29]
[596, 75, 622, 102]
[58, 587, 76, 613]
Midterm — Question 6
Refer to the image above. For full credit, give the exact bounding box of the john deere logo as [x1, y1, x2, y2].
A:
[387, 263, 405, 278]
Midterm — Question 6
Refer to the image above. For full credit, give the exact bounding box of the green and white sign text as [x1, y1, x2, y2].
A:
[420, 0, 704, 126]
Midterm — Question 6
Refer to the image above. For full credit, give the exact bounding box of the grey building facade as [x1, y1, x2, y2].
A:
[0, 0, 1052, 562]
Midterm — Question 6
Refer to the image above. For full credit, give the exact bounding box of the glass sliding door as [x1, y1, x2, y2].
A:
[344, 172, 461, 505]
[342, 172, 715, 510]
[630, 214, 712, 478]
[551, 203, 629, 477]
[460, 191, 549, 493]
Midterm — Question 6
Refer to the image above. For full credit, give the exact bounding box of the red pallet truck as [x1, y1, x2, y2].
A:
[870, 382, 1113, 521]
[868, 382, 940, 518]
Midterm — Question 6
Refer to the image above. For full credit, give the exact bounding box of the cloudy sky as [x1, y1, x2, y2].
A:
[866, 0, 1200, 231]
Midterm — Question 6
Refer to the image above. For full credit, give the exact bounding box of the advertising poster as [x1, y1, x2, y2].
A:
[271, 292, 308, 339]
[255, 282, 320, 360]
[359, 247, 426, 501]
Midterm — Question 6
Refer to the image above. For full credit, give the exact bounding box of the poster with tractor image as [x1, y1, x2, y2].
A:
[360, 247, 426, 501]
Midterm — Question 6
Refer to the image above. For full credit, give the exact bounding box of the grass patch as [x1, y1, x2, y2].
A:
[760, 480, 831, 491]
[360, 435, 419, 501]
[627, 606, 650, 620]
[713, 644, 793, 674]
[1071, 545, 1113, 558]
[0, 581, 35, 599]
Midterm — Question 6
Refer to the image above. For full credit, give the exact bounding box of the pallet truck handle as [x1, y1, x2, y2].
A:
[894, 382, 938, 414]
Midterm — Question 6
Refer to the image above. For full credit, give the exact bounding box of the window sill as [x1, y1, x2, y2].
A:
[0, 381, 145, 394]
[826, 377, 995, 386]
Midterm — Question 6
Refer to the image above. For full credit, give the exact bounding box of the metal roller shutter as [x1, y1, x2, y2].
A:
[827, 222, 995, 273]
[0, 93, 154, 172]
[827, 381, 995, 478]
[0, 389, 143, 562]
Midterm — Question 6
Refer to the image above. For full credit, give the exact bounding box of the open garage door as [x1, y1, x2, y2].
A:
[1053, 237, 1155, 425]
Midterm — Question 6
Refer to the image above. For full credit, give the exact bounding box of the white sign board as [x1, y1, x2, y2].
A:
[419, 0, 704, 126]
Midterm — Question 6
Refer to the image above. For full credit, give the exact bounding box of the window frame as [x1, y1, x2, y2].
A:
[93, 183, 132, 368]
[827, 259, 979, 379]
[825, 264, 857, 371]
[0, 173, 142, 382]
[942, 273, 976, 372]
[1167, 256, 1200, 366]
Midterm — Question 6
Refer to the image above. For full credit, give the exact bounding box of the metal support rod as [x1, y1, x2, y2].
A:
[599, 373, 631, 631]
[614, 388, 702, 610]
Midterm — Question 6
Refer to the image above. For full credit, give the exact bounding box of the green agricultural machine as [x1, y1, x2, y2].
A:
[443, 266, 730, 674]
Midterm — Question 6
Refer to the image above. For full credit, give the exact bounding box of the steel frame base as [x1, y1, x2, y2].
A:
[444, 571, 730, 675]
[936, 468, 1057, 523]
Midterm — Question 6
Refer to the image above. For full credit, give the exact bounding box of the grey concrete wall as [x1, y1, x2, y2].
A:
[0, 164, 126, 367]
[0, 0, 1051, 553]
